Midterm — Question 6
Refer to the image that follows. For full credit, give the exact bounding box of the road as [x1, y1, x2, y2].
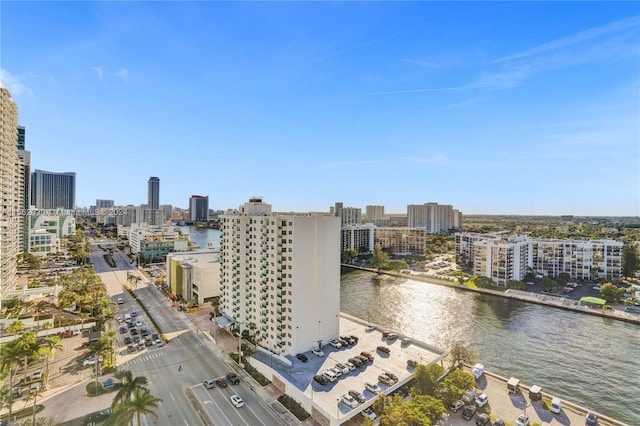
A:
[86, 243, 282, 425]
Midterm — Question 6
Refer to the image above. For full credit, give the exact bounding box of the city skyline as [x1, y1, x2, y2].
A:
[1, 2, 638, 216]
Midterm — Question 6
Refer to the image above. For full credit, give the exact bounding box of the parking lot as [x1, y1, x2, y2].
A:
[252, 314, 446, 424]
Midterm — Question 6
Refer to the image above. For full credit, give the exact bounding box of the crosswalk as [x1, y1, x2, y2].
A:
[122, 341, 205, 367]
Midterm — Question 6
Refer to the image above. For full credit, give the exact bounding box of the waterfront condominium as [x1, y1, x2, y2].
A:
[31, 169, 76, 209]
[0, 81, 20, 297]
[189, 195, 209, 222]
[219, 197, 341, 355]
[148, 177, 160, 210]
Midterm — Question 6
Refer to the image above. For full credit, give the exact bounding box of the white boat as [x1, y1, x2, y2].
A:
[472, 363, 484, 380]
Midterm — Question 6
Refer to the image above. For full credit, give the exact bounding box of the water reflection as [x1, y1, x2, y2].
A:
[340, 269, 639, 423]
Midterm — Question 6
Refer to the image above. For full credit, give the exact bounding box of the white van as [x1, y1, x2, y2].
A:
[322, 370, 338, 382]
[124, 313, 131, 321]
[550, 397, 561, 414]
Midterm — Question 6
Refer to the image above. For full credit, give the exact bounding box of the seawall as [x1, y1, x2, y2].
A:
[341, 264, 640, 326]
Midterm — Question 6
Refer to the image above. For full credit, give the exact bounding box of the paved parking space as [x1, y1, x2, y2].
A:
[253, 315, 446, 424]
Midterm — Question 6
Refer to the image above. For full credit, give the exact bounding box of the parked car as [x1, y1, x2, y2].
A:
[341, 393, 359, 408]
[492, 419, 505, 426]
[313, 375, 328, 385]
[230, 394, 244, 408]
[216, 377, 227, 388]
[365, 325, 376, 332]
[140, 328, 149, 336]
[82, 408, 112, 425]
[362, 407, 377, 420]
[384, 372, 398, 382]
[348, 335, 359, 343]
[117, 298, 124, 304]
[461, 405, 477, 420]
[138, 341, 145, 349]
[155, 339, 164, 347]
[356, 355, 370, 364]
[376, 345, 390, 354]
[226, 373, 240, 384]
[330, 367, 343, 378]
[407, 359, 419, 368]
[124, 336, 132, 344]
[30, 370, 43, 381]
[311, 348, 325, 357]
[476, 413, 490, 426]
[127, 345, 136, 353]
[378, 374, 394, 386]
[329, 339, 342, 349]
[345, 362, 356, 371]
[119, 326, 127, 334]
[515, 414, 531, 426]
[585, 412, 598, 426]
[348, 389, 366, 403]
[335, 363, 350, 374]
[360, 351, 374, 362]
[364, 382, 381, 394]
[83, 358, 97, 367]
[152, 333, 159, 340]
[130, 328, 138, 335]
[29, 383, 41, 394]
[203, 379, 215, 389]
[476, 394, 489, 407]
[450, 400, 465, 412]
[337, 337, 349, 346]
[349, 357, 363, 368]
[296, 353, 308, 363]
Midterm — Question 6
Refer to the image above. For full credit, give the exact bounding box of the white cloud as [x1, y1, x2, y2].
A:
[494, 15, 640, 63]
[92, 66, 104, 80]
[116, 68, 129, 82]
[0, 68, 34, 97]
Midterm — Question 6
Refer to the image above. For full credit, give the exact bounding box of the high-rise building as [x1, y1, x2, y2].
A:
[365, 205, 385, 225]
[407, 202, 459, 233]
[219, 197, 340, 355]
[31, 169, 76, 209]
[16, 126, 31, 251]
[17, 125, 25, 150]
[148, 177, 160, 210]
[0, 81, 20, 297]
[189, 195, 209, 222]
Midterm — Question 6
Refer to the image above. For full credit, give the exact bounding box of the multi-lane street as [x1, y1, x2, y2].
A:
[88, 241, 283, 425]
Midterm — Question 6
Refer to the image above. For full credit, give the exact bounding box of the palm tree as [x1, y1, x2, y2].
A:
[111, 370, 149, 408]
[19, 331, 39, 382]
[1, 341, 26, 420]
[31, 300, 49, 330]
[6, 320, 25, 336]
[39, 336, 63, 389]
[107, 388, 162, 426]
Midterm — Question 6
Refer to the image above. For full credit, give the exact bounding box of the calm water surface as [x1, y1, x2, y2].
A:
[341, 270, 639, 424]
[181, 228, 638, 423]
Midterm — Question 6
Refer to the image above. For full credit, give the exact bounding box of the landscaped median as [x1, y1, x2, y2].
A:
[183, 386, 215, 426]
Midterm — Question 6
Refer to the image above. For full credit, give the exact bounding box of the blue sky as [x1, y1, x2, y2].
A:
[1, 2, 638, 216]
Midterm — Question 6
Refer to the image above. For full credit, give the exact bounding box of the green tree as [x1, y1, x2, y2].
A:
[410, 394, 447, 424]
[599, 282, 625, 303]
[111, 370, 149, 408]
[107, 388, 162, 426]
[623, 243, 638, 277]
[449, 342, 477, 370]
[39, 336, 63, 389]
[556, 272, 570, 286]
[1, 341, 26, 420]
[506, 280, 526, 290]
[381, 260, 409, 271]
[412, 363, 444, 396]
[541, 277, 557, 292]
[372, 244, 388, 271]
[341, 249, 358, 263]
[435, 369, 475, 406]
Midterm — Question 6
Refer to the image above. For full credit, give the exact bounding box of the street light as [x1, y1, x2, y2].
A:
[237, 321, 244, 366]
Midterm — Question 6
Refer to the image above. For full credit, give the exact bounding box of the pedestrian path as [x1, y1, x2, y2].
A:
[120, 341, 205, 367]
